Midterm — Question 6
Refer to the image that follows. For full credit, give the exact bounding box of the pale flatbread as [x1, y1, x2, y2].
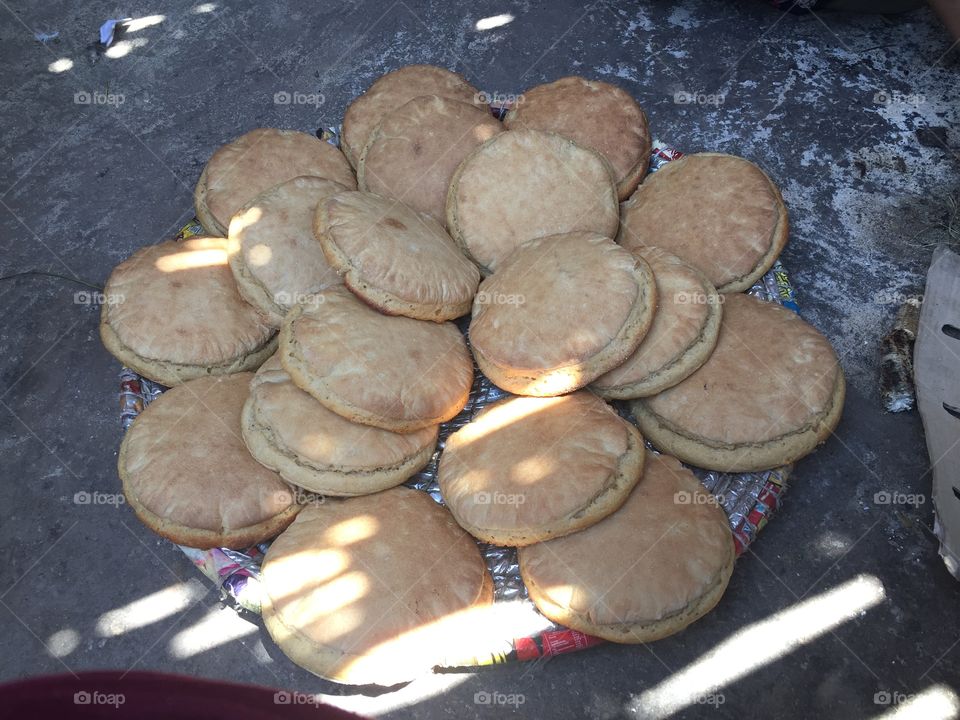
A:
[618, 152, 788, 293]
[520, 453, 735, 643]
[195, 128, 356, 236]
[280, 287, 473, 431]
[100, 237, 276, 386]
[342, 65, 480, 169]
[446, 129, 620, 274]
[261, 487, 493, 685]
[119, 373, 301, 549]
[438, 392, 645, 545]
[505, 76, 650, 199]
[592, 247, 722, 398]
[631, 293, 845, 471]
[241, 355, 438, 495]
[469, 232, 656, 396]
[316, 191, 480, 321]
[358, 94, 503, 222]
[228, 176, 349, 325]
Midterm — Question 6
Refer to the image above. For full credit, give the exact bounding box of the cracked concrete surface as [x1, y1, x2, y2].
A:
[1, 1, 958, 718]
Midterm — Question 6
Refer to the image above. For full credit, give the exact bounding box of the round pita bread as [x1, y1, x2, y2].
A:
[618, 152, 788, 293]
[228, 176, 349, 325]
[446, 129, 620, 274]
[261, 487, 492, 685]
[342, 65, 480, 169]
[241, 355, 438, 495]
[280, 287, 473, 431]
[519, 453, 735, 643]
[504, 76, 651, 199]
[438, 392, 645, 546]
[469, 232, 656, 396]
[593, 247, 722, 399]
[99, 237, 277, 386]
[631, 293, 845, 472]
[195, 129, 356, 236]
[357, 95, 503, 223]
[119, 373, 301, 549]
[315, 191, 480, 321]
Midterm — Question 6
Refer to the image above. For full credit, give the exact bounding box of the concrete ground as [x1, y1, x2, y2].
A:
[1, 0, 958, 718]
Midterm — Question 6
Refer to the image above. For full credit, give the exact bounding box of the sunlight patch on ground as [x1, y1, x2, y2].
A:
[475, 14, 514, 31]
[629, 574, 886, 719]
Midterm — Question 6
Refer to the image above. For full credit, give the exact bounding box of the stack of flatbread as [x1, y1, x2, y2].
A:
[102, 64, 845, 686]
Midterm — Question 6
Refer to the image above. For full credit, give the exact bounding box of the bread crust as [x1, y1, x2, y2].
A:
[100, 320, 277, 386]
[630, 293, 845, 472]
[240, 357, 438, 495]
[342, 65, 480, 169]
[618, 152, 788, 293]
[118, 374, 302, 549]
[261, 488, 493, 685]
[99, 237, 277, 386]
[194, 129, 356, 236]
[439, 393, 646, 546]
[280, 289, 473, 432]
[315, 191, 480, 322]
[469, 232, 657, 396]
[356, 94, 503, 222]
[446, 129, 621, 275]
[519, 453, 735, 643]
[632, 369, 845, 472]
[593, 247, 723, 399]
[504, 76, 651, 200]
[227, 176, 349, 325]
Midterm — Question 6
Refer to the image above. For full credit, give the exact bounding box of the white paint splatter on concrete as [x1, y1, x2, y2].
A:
[667, 6, 700, 30]
[593, 62, 642, 83]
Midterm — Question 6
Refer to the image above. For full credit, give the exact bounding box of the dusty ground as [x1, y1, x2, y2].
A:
[1, 1, 958, 718]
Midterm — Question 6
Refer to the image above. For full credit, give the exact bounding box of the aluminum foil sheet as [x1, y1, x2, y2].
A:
[116, 141, 798, 664]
